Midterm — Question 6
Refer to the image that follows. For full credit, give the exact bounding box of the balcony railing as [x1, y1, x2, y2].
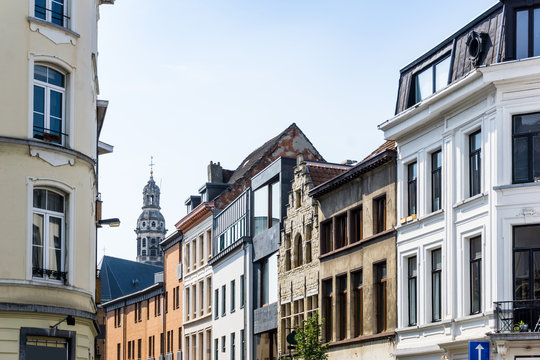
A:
[32, 267, 67, 282]
[33, 125, 68, 145]
[34, 4, 70, 27]
[494, 300, 540, 333]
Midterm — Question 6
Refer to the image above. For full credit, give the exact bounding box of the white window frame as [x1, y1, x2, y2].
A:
[26, 177, 75, 285]
[33, 64, 66, 145]
[33, 0, 69, 28]
[28, 55, 75, 149]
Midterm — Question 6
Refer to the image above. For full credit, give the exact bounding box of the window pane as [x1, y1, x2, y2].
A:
[271, 181, 280, 226]
[434, 56, 450, 92]
[515, 251, 530, 300]
[49, 216, 62, 272]
[47, 191, 64, 212]
[514, 113, 540, 134]
[47, 68, 65, 87]
[32, 214, 44, 271]
[415, 67, 433, 102]
[534, 135, 540, 179]
[51, 1, 64, 26]
[33, 189, 46, 209]
[50, 90, 63, 119]
[34, 65, 47, 82]
[408, 162, 417, 215]
[34, 0, 46, 19]
[513, 136, 529, 182]
[253, 186, 268, 237]
[268, 254, 278, 304]
[34, 85, 45, 113]
[471, 236, 481, 260]
[470, 131, 481, 152]
[517, 10, 529, 59]
[535, 9, 540, 57]
[471, 261, 481, 313]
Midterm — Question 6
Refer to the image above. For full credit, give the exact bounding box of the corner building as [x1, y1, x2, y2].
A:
[0, 0, 113, 359]
[379, 1, 540, 358]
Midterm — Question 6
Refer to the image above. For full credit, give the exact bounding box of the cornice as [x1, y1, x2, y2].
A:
[175, 202, 214, 232]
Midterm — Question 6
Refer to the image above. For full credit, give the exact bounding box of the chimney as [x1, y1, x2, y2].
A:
[208, 161, 223, 183]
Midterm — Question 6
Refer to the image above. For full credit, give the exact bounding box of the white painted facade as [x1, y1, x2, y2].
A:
[183, 215, 213, 360]
[380, 58, 540, 359]
[212, 244, 251, 360]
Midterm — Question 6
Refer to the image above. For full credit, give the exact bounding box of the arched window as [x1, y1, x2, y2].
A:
[33, 65, 65, 145]
[295, 234, 303, 267]
[152, 221, 156, 227]
[32, 188, 65, 281]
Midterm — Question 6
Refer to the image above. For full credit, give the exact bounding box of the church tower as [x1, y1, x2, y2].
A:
[135, 163, 166, 265]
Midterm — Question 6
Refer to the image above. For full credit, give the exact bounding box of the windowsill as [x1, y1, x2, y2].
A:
[396, 210, 444, 230]
[494, 181, 540, 191]
[319, 228, 395, 260]
[28, 16, 80, 38]
[453, 192, 488, 209]
[396, 318, 452, 333]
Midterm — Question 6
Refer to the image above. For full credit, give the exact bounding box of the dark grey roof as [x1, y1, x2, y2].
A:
[99, 255, 163, 303]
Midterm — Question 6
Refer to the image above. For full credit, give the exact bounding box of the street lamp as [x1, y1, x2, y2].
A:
[97, 218, 121, 227]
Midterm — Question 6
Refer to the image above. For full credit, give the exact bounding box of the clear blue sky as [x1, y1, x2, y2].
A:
[97, 0, 498, 261]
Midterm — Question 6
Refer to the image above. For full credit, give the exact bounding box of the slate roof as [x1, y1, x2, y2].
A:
[98, 255, 163, 303]
[305, 161, 351, 187]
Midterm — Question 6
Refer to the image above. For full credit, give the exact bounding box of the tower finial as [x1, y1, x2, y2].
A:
[149, 156, 155, 178]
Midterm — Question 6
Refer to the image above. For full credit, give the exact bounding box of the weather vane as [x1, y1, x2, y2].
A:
[149, 156, 155, 177]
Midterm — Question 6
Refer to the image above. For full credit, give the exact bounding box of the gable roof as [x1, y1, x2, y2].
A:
[98, 255, 163, 303]
[305, 161, 351, 187]
[225, 123, 324, 186]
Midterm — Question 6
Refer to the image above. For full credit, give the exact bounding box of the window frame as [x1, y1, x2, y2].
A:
[320, 219, 333, 254]
[351, 269, 363, 337]
[336, 274, 347, 340]
[469, 130, 482, 197]
[351, 206, 363, 243]
[514, 6, 540, 59]
[322, 278, 333, 343]
[410, 53, 452, 105]
[469, 236, 482, 315]
[407, 256, 417, 326]
[512, 112, 540, 183]
[431, 248, 442, 322]
[375, 261, 387, 333]
[373, 195, 387, 234]
[431, 150, 442, 212]
[33, 0, 69, 28]
[407, 162, 418, 216]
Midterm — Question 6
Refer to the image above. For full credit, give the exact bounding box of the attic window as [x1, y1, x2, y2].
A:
[411, 55, 451, 105]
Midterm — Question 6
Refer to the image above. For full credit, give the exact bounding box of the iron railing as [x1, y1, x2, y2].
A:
[494, 300, 540, 333]
[32, 267, 67, 282]
[34, 4, 70, 27]
[33, 125, 68, 145]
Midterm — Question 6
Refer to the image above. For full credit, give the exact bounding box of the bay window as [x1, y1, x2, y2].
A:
[32, 188, 66, 281]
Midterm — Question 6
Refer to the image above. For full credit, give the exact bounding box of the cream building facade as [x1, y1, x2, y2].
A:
[0, 1, 113, 359]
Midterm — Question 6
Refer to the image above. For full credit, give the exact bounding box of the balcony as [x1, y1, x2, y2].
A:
[494, 300, 540, 333]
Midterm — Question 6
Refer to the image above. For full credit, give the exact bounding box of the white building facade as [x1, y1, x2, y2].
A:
[380, 1, 540, 358]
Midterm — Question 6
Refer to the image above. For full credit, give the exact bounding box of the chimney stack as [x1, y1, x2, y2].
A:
[208, 161, 223, 183]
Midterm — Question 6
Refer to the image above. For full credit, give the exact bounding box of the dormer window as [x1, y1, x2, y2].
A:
[412, 55, 451, 105]
[515, 7, 540, 59]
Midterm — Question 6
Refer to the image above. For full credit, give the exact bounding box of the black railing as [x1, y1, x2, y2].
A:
[34, 4, 70, 27]
[33, 267, 68, 282]
[494, 300, 540, 333]
[33, 125, 68, 145]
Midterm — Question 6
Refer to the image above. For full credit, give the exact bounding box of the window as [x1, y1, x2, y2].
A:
[351, 207, 362, 243]
[221, 336, 226, 352]
[335, 214, 348, 249]
[207, 278, 212, 313]
[295, 189, 301, 208]
[186, 244, 191, 271]
[138, 339, 141, 360]
[294, 235, 303, 267]
[214, 289, 219, 319]
[470, 236, 482, 314]
[32, 188, 66, 281]
[231, 332, 236, 360]
[186, 337, 190, 360]
[33, 65, 66, 145]
[214, 339, 218, 360]
[469, 130, 482, 197]
[240, 275, 245, 308]
[514, 225, 540, 302]
[192, 285, 197, 318]
[412, 55, 451, 104]
[117, 343, 121, 360]
[222, 285, 226, 316]
[258, 254, 278, 307]
[134, 302, 141, 323]
[351, 270, 363, 337]
[253, 180, 280, 236]
[240, 330, 245, 360]
[114, 308, 121, 328]
[432, 249, 442, 322]
[34, 0, 67, 27]
[515, 7, 540, 59]
[373, 195, 386, 234]
[207, 229, 212, 259]
[322, 278, 333, 342]
[321, 220, 333, 254]
[407, 256, 417, 326]
[336, 275, 347, 340]
[375, 262, 387, 333]
[431, 151, 442, 211]
[186, 288, 190, 320]
[407, 162, 417, 216]
[231, 280, 236, 312]
[513, 112, 540, 183]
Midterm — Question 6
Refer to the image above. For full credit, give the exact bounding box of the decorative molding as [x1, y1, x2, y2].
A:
[30, 147, 75, 166]
[28, 17, 79, 45]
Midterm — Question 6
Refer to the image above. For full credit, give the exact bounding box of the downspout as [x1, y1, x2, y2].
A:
[162, 242, 166, 357]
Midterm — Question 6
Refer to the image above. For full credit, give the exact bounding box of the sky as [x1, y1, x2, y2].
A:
[96, 0, 498, 261]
